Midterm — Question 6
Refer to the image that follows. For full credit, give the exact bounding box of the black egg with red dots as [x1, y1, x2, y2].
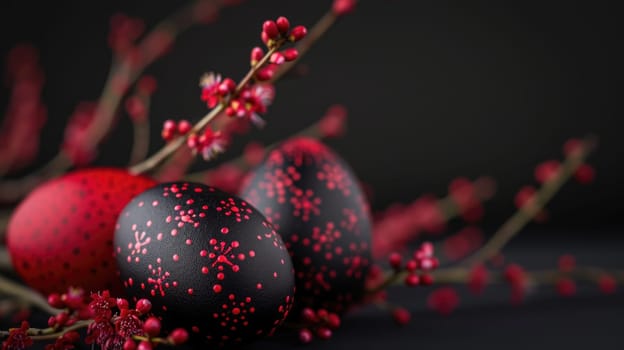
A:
[240, 137, 372, 314]
[114, 182, 295, 345]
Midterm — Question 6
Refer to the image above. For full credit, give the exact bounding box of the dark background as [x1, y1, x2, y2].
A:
[1, 0, 622, 229]
[1, 1, 623, 349]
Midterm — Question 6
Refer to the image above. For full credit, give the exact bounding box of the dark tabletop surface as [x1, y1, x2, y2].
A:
[2, 228, 623, 350]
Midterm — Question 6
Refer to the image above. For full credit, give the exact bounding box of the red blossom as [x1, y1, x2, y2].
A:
[2, 321, 33, 350]
[187, 128, 227, 161]
[89, 291, 116, 321]
[427, 288, 459, 315]
[200, 72, 223, 108]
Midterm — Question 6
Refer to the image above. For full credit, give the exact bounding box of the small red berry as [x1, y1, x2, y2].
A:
[556, 278, 576, 297]
[256, 65, 275, 81]
[405, 273, 420, 287]
[563, 138, 583, 156]
[299, 329, 313, 344]
[143, 317, 162, 337]
[535, 160, 560, 184]
[427, 287, 459, 315]
[301, 308, 317, 322]
[123, 339, 137, 350]
[282, 48, 299, 61]
[47, 293, 64, 309]
[421, 273, 434, 286]
[177, 120, 191, 135]
[388, 252, 402, 271]
[514, 186, 536, 209]
[270, 52, 285, 65]
[333, 0, 357, 16]
[468, 265, 488, 295]
[260, 31, 270, 45]
[117, 298, 129, 310]
[326, 313, 341, 329]
[598, 275, 616, 294]
[289, 25, 307, 42]
[135, 298, 152, 314]
[392, 307, 411, 326]
[262, 20, 280, 39]
[55, 312, 69, 326]
[316, 309, 328, 320]
[276, 16, 290, 34]
[574, 164, 595, 184]
[137, 341, 153, 350]
[316, 327, 332, 340]
[168, 328, 189, 345]
[405, 259, 418, 272]
[250, 47, 264, 66]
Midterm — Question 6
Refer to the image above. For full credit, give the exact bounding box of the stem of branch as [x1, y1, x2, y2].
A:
[461, 136, 597, 267]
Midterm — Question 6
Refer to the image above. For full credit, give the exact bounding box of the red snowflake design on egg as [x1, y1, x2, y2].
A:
[290, 187, 322, 222]
[317, 162, 352, 196]
[340, 208, 359, 232]
[216, 197, 253, 222]
[206, 293, 255, 342]
[146, 263, 173, 298]
[257, 166, 300, 204]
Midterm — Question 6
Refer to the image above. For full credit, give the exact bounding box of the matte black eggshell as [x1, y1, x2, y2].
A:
[240, 137, 372, 313]
[114, 182, 295, 345]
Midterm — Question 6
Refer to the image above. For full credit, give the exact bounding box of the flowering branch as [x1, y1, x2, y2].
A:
[0, 0, 225, 203]
[127, 46, 279, 175]
[461, 135, 597, 266]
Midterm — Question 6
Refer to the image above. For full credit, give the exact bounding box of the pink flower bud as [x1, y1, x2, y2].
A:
[250, 47, 264, 66]
[262, 20, 280, 39]
[289, 25, 307, 42]
[333, 0, 357, 16]
[276, 16, 290, 34]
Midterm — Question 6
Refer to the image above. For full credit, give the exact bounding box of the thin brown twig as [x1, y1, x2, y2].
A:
[461, 135, 597, 266]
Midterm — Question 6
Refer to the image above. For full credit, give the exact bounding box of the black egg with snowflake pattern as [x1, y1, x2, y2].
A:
[240, 137, 372, 314]
[114, 182, 295, 345]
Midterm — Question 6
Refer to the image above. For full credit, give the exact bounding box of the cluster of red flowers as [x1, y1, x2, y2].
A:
[297, 308, 342, 343]
[1, 289, 188, 350]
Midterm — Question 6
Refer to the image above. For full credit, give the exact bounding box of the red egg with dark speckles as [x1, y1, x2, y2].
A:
[114, 182, 295, 345]
[240, 137, 372, 314]
[7, 168, 156, 295]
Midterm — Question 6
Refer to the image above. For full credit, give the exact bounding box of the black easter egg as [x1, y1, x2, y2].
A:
[113, 182, 295, 345]
[240, 137, 372, 314]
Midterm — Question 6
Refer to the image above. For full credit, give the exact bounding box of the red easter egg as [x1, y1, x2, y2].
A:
[7, 168, 156, 295]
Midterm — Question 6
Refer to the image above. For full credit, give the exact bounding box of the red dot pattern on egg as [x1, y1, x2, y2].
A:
[7, 168, 156, 295]
[114, 182, 295, 345]
[240, 137, 372, 314]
